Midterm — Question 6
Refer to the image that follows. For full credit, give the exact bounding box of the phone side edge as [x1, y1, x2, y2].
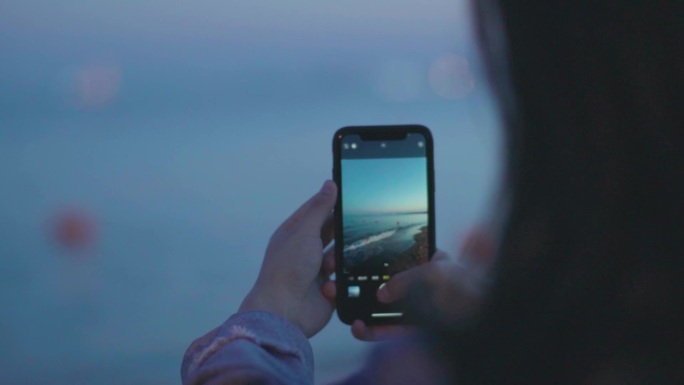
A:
[332, 129, 355, 325]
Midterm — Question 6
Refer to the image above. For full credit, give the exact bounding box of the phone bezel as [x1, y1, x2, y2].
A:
[332, 124, 436, 325]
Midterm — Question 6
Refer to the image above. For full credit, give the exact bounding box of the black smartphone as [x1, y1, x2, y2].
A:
[332, 125, 436, 325]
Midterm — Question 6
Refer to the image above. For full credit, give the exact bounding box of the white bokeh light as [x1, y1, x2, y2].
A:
[428, 54, 474, 99]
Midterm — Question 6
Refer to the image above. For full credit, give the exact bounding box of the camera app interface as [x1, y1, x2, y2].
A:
[340, 134, 429, 304]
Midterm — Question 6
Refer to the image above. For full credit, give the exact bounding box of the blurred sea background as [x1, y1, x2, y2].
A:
[0, 1, 501, 384]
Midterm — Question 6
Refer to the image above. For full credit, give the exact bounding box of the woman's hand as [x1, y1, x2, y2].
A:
[322, 228, 494, 341]
[239, 180, 337, 338]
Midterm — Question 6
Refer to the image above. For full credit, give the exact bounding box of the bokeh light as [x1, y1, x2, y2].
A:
[52, 208, 97, 251]
[57, 62, 122, 110]
[428, 54, 475, 99]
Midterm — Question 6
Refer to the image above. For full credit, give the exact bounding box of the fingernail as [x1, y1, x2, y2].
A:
[320, 180, 335, 195]
[377, 284, 389, 302]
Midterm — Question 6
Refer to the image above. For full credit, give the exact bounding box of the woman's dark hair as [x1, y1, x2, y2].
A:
[439, 1, 684, 383]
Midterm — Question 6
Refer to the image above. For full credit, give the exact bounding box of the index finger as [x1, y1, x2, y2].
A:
[377, 263, 430, 303]
[351, 320, 415, 342]
[275, 180, 337, 234]
[377, 250, 451, 303]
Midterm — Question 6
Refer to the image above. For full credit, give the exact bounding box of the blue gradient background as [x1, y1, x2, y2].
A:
[0, 1, 502, 384]
[342, 158, 427, 215]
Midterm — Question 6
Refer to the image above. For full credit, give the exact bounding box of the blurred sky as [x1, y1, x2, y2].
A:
[0, 1, 502, 384]
[342, 158, 428, 215]
[0, 0, 476, 117]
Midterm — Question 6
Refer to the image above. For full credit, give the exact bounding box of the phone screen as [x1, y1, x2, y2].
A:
[334, 126, 434, 324]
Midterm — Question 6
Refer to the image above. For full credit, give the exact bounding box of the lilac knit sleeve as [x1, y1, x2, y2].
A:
[181, 311, 314, 385]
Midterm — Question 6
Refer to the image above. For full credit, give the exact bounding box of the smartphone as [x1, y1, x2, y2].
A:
[332, 125, 436, 325]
